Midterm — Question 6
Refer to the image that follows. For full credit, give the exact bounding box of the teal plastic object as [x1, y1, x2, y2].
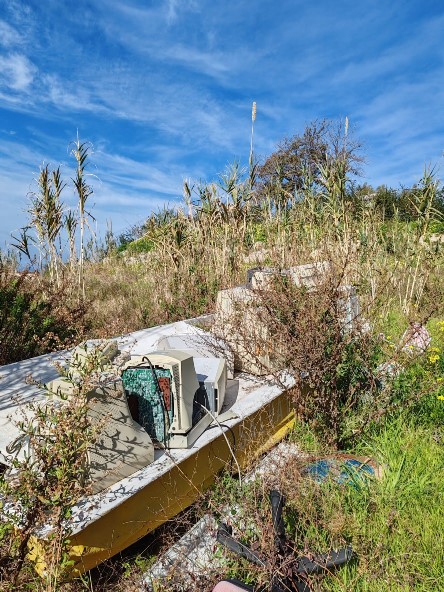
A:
[122, 367, 174, 444]
[303, 458, 375, 487]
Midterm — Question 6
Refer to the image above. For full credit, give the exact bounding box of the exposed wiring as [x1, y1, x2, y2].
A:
[143, 356, 171, 447]
[200, 404, 242, 488]
[126, 357, 171, 447]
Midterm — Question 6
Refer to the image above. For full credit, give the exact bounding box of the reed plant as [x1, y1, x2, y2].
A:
[83, 159, 443, 341]
[7, 122, 442, 352]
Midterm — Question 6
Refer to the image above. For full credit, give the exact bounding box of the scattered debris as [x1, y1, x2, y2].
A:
[302, 454, 382, 486]
[401, 322, 431, 353]
[143, 445, 382, 591]
[143, 442, 302, 591]
[216, 490, 354, 592]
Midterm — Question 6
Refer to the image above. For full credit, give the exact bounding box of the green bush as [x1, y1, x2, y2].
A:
[0, 267, 87, 365]
[124, 236, 155, 255]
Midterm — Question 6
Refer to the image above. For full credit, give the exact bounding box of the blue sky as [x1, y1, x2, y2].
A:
[0, 0, 443, 249]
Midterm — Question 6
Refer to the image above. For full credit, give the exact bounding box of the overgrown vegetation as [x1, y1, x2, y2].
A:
[3, 121, 444, 354]
[0, 343, 117, 590]
[0, 117, 443, 590]
[194, 413, 444, 592]
[138, 316, 444, 591]
[0, 263, 87, 365]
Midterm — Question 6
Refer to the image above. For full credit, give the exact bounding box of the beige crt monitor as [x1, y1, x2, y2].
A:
[154, 333, 235, 380]
[122, 350, 199, 433]
[120, 350, 225, 448]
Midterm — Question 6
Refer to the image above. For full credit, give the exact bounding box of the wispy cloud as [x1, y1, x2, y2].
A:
[95, 151, 184, 197]
[0, 134, 188, 247]
[0, 53, 36, 91]
[0, 19, 22, 47]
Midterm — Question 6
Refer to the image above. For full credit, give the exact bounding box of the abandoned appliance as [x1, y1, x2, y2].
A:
[120, 349, 227, 449]
[0, 262, 359, 575]
[4, 344, 227, 495]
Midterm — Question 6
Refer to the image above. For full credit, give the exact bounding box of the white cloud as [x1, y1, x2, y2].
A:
[94, 150, 184, 197]
[164, 44, 230, 77]
[0, 135, 188, 247]
[165, 0, 199, 24]
[0, 20, 22, 47]
[1, 0, 443, 244]
[166, 0, 179, 23]
[0, 53, 36, 91]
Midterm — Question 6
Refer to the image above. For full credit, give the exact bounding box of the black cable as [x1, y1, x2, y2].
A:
[142, 356, 171, 446]
[205, 423, 237, 450]
[126, 356, 171, 446]
[125, 359, 235, 456]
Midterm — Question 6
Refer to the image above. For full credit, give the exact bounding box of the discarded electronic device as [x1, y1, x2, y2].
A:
[0, 319, 297, 576]
[120, 350, 227, 449]
[155, 332, 235, 379]
[8, 343, 228, 494]
[217, 490, 353, 592]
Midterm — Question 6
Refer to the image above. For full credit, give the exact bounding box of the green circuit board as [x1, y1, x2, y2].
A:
[122, 366, 174, 444]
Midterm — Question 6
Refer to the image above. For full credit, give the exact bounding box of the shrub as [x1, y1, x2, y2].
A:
[0, 264, 88, 365]
[0, 344, 108, 590]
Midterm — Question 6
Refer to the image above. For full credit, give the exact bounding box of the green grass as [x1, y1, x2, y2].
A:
[206, 410, 444, 592]
[317, 418, 444, 591]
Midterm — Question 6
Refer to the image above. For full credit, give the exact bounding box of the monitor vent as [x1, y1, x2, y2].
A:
[172, 364, 181, 426]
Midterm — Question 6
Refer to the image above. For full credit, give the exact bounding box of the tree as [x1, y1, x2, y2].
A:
[257, 119, 364, 209]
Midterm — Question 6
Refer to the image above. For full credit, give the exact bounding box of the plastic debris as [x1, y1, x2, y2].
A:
[401, 322, 431, 353]
[303, 455, 380, 486]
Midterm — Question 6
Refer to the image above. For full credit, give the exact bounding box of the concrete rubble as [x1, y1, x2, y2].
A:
[143, 442, 302, 591]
